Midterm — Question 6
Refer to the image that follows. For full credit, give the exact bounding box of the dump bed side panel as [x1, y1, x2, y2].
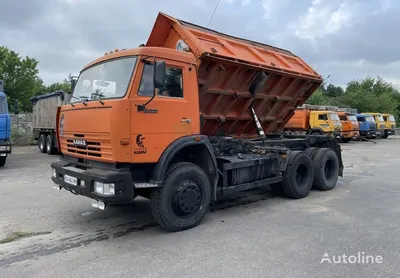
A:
[146, 12, 323, 137]
[284, 109, 310, 131]
[30, 91, 71, 129]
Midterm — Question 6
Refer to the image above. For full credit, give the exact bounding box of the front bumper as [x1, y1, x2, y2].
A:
[360, 130, 376, 137]
[0, 141, 12, 155]
[386, 129, 395, 135]
[51, 159, 135, 204]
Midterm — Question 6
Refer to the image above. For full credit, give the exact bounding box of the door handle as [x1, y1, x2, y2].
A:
[181, 118, 192, 123]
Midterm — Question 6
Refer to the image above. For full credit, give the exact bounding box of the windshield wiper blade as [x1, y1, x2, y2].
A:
[91, 91, 105, 105]
[79, 96, 88, 106]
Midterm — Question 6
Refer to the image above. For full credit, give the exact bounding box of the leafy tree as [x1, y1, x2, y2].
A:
[306, 86, 331, 105]
[325, 84, 344, 98]
[0, 46, 44, 112]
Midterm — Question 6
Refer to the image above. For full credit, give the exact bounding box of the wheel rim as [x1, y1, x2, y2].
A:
[172, 180, 202, 217]
[295, 164, 308, 186]
[324, 159, 335, 179]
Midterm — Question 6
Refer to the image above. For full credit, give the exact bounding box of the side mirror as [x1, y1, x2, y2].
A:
[154, 61, 166, 89]
[13, 99, 19, 115]
[71, 78, 77, 92]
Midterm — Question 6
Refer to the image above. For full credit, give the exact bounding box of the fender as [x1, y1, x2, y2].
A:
[55, 106, 61, 152]
[309, 127, 324, 135]
[151, 135, 219, 198]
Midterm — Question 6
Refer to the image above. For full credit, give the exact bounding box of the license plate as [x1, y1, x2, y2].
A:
[64, 174, 77, 186]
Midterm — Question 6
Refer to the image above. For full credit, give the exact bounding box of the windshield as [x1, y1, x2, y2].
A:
[328, 113, 340, 121]
[72, 56, 137, 102]
[365, 116, 375, 122]
[389, 115, 395, 122]
[347, 115, 357, 122]
[377, 115, 384, 122]
[0, 96, 8, 114]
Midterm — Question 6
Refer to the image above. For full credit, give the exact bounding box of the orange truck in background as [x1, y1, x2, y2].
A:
[284, 104, 342, 140]
[337, 108, 359, 143]
[50, 12, 343, 232]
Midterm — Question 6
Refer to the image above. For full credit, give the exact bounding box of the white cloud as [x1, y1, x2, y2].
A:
[288, 1, 353, 40]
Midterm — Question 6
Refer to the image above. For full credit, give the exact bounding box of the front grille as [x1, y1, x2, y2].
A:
[61, 132, 112, 160]
[66, 139, 101, 157]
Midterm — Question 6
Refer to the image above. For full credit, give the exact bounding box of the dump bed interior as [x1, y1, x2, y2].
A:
[146, 12, 323, 137]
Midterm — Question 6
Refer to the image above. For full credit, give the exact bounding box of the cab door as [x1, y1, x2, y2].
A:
[130, 58, 199, 163]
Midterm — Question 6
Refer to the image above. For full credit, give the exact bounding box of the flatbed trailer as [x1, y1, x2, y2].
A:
[50, 12, 344, 232]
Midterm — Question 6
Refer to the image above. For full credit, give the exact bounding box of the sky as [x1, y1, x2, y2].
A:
[1, 0, 399, 88]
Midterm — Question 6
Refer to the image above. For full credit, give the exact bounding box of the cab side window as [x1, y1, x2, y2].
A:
[159, 67, 183, 98]
[318, 114, 327, 121]
[138, 64, 183, 98]
[138, 64, 154, 97]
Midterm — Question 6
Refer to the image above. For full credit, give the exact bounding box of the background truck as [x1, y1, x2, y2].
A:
[30, 90, 72, 154]
[0, 80, 12, 167]
[381, 113, 396, 138]
[283, 104, 342, 140]
[50, 12, 343, 232]
[356, 113, 377, 138]
[362, 112, 385, 138]
[337, 108, 359, 142]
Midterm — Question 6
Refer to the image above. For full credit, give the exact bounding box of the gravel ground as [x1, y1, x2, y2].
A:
[0, 136, 400, 277]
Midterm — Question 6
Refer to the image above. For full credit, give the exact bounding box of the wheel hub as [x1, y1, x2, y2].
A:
[174, 180, 202, 216]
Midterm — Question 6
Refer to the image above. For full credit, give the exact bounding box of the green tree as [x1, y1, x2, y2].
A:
[306, 86, 331, 105]
[342, 76, 399, 119]
[0, 46, 44, 112]
[325, 84, 344, 98]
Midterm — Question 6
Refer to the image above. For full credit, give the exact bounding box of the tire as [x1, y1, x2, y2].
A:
[310, 131, 323, 136]
[38, 134, 46, 153]
[305, 147, 318, 159]
[382, 134, 388, 139]
[342, 138, 351, 143]
[0, 156, 6, 167]
[282, 151, 314, 199]
[46, 134, 56, 154]
[150, 162, 211, 232]
[312, 148, 339, 191]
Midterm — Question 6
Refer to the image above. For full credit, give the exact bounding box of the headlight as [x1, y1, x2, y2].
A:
[0, 146, 7, 150]
[52, 168, 57, 178]
[59, 114, 64, 137]
[380, 125, 385, 129]
[94, 181, 115, 196]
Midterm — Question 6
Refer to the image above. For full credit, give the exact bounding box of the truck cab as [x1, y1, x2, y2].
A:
[356, 114, 376, 138]
[0, 80, 12, 167]
[362, 112, 385, 138]
[337, 111, 359, 142]
[381, 113, 396, 138]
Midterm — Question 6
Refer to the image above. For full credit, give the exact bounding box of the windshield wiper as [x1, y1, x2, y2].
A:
[91, 90, 105, 105]
[68, 96, 81, 107]
[79, 96, 88, 106]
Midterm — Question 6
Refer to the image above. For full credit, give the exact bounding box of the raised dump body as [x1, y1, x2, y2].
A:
[146, 12, 323, 137]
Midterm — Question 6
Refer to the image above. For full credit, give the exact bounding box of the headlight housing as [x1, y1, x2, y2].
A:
[59, 114, 64, 137]
[94, 181, 115, 196]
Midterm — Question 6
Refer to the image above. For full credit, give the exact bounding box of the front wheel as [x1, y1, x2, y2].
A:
[150, 162, 211, 232]
[342, 138, 351, 143]
[0, 155, 6, 167]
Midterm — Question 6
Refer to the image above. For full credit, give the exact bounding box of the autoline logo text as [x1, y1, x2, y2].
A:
[320, 252, 383, 264]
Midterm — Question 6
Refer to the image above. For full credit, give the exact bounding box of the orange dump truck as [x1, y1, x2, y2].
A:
[50, 12, 343, 232]
[337, 108, 359, 142]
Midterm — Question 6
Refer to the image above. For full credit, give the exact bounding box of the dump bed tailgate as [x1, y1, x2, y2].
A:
[146, 12, 323, 137]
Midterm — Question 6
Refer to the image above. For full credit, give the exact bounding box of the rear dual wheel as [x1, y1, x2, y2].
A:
[275, 148, 339, 198]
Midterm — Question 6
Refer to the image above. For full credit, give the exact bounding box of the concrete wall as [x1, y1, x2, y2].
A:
[10, 113, 35, 146]
[6, 113, 400, 146]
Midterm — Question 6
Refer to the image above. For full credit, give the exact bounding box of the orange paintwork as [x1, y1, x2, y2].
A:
[337, 112, 359, 139]
[59, 12, 322, 164]
[284, 109, 310, 130]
